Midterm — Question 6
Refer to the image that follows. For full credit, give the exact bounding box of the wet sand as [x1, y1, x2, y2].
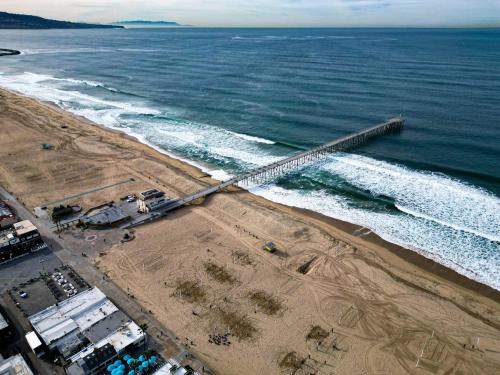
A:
[1, 87, 499, 374]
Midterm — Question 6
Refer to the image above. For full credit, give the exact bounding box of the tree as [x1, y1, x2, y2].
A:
[139, 322, 149, 350]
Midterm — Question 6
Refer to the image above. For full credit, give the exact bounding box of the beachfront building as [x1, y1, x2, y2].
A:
[0, 354, 34, 375]
[25, 287, 145, 365]
[65, 343, 117, 375]
[153, 359, 199, 375]
[0, 200, 16, 229]
[0, 220, 46, 263]
[0, 310, 12, 340]
[137, 189, 168, 213]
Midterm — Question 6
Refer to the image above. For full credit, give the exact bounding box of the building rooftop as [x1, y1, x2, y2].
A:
[28, 287, 118, 347]
[104, 320, 143, 353]
[67, 343, 117, 375]
[81, 206, 130, 227]
[69, 321, 144, 363]
[0, 229, 17, 246]
[28, 286, 145, 361]
[153, 360, 198, 375]
[82, 309, 129, 343]
[25, 331, 42, 351]
[0, 354, 34, 375]
[13, 220, 37, 237]
[138, 189, 165, 201]
[0, 311, 8, 331]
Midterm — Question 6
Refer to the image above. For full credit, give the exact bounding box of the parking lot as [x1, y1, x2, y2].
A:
[7, 265, 90, 317]
[0, 247, 63, 295]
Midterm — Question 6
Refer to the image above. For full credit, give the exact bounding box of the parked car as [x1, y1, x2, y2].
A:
[18, 290, 28, 298]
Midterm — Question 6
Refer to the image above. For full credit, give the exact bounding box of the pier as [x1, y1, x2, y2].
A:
[127, 117, 404, 227]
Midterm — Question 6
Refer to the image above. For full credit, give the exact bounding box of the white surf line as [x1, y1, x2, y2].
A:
[395, 203, 500, 243]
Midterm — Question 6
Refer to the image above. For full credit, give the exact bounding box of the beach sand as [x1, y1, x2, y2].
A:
[1, 87, 499, 374]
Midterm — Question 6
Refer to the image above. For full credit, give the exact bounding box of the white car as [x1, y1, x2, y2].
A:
[18, 290, 28, 298]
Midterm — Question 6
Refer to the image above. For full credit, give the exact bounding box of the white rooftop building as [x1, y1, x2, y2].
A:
[68, 321, 144, 363]
[29, 287, 117, 347]
[0, 354, 34, 375]
[153, 359, 199, 375]
[12, 220, 37, 237]
[27, 287, 145, 360]
[25, 331, 43, 357]
[137, 189, 167, 213]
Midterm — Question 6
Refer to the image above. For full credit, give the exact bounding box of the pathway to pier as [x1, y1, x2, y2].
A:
[127, 117, 404, 227]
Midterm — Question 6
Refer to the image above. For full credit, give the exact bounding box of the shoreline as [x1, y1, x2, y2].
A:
[2, 86, 499, 374]
[5, 87, 500, 301]
[293, 206, 500, 303]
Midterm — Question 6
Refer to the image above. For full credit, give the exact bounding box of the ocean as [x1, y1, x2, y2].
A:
[0, 28, 498, 290]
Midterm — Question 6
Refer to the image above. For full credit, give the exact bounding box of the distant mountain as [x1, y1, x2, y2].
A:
[112, 20, 185, 27]
[0, 11, 123, 29]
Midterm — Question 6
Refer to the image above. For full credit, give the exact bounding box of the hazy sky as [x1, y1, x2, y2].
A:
[2, 0, 499, 27]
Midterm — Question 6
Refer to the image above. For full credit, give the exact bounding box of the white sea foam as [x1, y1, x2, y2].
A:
[209, 169, 234, 181]
[20, 72, 119, 92]
[126, 118, 282, 167]
[321, 154, 500, 243]
[0, 72, 158, 115]
[227, 130, 275, 144]
[21, 48, 113, 55]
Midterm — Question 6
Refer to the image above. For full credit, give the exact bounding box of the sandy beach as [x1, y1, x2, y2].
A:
[1, 87, 499, 374]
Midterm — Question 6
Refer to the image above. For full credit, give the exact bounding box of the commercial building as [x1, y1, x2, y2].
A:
[80, 204, 130, 228]
[25, 332, 43, 358]
[0, 201, 16, 229]
[25, 287, 145, 367]
[0, 354, 34, 375]
[153, 359, 199, 375]
[137, 189, 167, 213]
[0, 310, 12, 340]
[0, 220, 46, 263]
[66, 343, 117, 375]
